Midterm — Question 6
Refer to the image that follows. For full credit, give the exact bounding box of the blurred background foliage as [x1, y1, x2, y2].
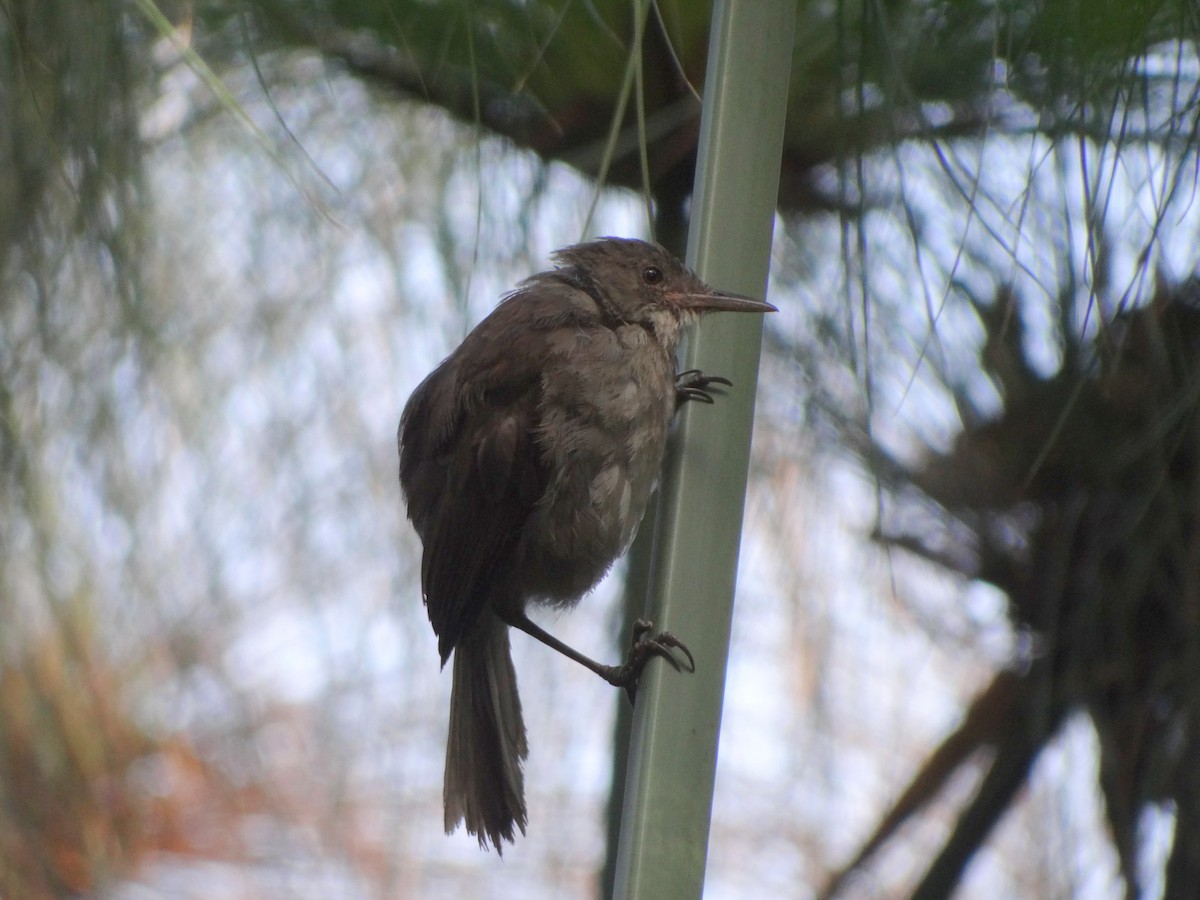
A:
[1, 0, 1199, 897]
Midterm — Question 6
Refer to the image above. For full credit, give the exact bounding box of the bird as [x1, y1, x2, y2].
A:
[398, 237, 775, 852]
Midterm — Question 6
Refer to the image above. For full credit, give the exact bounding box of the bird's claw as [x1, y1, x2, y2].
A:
[629, 619, 696, 672]
[675, 370, 732, 406]
[607, 618, 696, 704]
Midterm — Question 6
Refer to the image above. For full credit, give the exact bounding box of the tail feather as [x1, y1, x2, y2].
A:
[444, 619, 528, 852]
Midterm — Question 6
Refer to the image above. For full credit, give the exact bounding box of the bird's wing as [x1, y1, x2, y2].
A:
[399, 316, 552, 663]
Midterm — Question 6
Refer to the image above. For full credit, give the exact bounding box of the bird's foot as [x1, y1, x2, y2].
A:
[602, 618, 696, 704]
[675, 369, 732, 406]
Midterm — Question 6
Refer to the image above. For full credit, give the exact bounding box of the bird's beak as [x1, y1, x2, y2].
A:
[674, 288, 777, 314]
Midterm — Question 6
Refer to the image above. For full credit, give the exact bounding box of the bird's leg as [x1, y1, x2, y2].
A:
[502, 613, 695, 704]
[675, 369, 732, 406]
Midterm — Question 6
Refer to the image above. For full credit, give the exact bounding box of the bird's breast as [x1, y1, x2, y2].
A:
[517, 325, 677, 604]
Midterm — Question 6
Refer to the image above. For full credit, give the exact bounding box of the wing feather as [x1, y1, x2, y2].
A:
[399, 295, 581, 661]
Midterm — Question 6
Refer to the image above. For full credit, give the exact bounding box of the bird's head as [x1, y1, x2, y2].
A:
[551, 238, 775, 351]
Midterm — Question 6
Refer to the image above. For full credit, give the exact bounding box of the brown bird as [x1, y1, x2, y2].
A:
[398, 237, 774, 852]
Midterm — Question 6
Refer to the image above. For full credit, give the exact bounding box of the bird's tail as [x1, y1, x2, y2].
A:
[444, 617, 528, 852]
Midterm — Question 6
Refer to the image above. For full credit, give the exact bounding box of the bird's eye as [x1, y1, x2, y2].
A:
[642, 266, 663, 285]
